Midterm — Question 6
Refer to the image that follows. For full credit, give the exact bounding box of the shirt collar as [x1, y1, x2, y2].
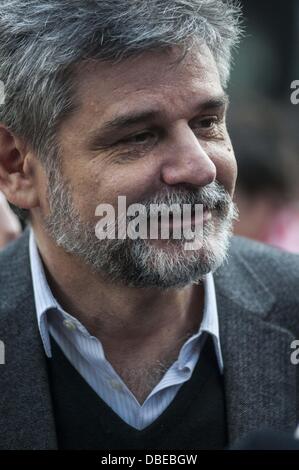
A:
[29, 227, 58, 357]
[29, 227, 223, 371]
[199, 271, 224, 372]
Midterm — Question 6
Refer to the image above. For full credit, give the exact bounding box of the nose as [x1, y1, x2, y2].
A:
[160, 125, 216, 188]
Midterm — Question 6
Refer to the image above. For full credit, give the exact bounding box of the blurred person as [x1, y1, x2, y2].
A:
[229, 99, 299, 253]
[0, 190, 21, 249]
[0, 0, 298, 452]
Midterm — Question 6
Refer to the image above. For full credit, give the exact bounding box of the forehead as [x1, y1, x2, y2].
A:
[71, 45, 223, 122]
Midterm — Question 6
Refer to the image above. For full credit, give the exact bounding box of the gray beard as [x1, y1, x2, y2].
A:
[43, 176, 238, 289]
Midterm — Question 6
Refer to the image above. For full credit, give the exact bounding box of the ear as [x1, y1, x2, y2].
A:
[0, 125, 39, 210]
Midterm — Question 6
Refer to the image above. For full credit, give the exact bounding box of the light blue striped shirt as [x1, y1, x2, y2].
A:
[29, 227, 224, 430]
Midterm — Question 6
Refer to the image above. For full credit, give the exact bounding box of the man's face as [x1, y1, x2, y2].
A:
[40, 45, 238, 288]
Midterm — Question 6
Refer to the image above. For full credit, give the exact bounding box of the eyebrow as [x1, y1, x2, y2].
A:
[87, 93, 229, 148]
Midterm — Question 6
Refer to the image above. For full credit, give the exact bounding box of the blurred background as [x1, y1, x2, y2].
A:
[228, 0, 299, 253]
[0, 0, 299, 252]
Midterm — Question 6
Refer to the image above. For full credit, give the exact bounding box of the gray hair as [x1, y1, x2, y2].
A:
[0, 0, 242, 220]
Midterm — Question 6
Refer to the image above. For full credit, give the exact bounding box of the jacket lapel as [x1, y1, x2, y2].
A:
[0, 228, 57, 449]
[214, 245, 297, 445]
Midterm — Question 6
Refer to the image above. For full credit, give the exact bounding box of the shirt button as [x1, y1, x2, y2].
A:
[63, 319, 77, 331]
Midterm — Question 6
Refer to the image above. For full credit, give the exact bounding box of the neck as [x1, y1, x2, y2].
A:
[32, 225, 205, 354]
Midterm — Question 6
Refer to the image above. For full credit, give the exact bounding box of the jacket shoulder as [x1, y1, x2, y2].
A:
[229, 236, 299, 300]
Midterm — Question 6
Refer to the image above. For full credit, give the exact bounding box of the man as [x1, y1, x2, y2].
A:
[0, 0, 298, 450]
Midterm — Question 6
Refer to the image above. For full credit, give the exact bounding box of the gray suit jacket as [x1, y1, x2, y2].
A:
[0, 228, 298, 449]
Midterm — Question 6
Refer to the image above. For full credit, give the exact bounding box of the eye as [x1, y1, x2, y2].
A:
[191, 115, 224, 140]
[198, 117, 218, 128]
[121, 131, 156, 145]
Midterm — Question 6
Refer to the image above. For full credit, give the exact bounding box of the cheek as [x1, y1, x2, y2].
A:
[102, 159, 162, 204]
[63, 167, 106, 221]
[74, 159, 161, 217]
[208, 143, 237, 196]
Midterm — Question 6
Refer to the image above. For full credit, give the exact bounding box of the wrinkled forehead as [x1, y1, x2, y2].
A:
[70, 45, 223, 118]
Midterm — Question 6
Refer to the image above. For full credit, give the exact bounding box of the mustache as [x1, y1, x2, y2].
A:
[93, 181, 237, 240]
[138, 181, 233, 217]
